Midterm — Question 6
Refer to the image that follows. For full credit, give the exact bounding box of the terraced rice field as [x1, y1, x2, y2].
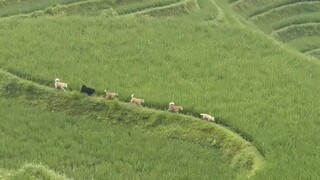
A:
[230, 0, 320, 59]
[1, 0, 320, 179]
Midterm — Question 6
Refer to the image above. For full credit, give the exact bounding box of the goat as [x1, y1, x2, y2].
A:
[200, 113, 215, 122]
[104, 90, 118, 100]
[80, 85, 95, 96]
[167, 102, 183, 113]
[130, 94, 144, 106]
[54, 78, 67, 92]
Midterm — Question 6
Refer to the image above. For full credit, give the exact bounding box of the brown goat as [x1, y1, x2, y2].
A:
[104, 90, 118, 100]
[130, 94, 145, 106]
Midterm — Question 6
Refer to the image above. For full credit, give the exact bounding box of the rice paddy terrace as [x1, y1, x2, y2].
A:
[1, 0, 320, 179]
[230, 0, 320, 59]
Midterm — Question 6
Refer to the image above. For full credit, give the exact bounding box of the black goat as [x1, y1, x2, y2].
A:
[80, 85, 95, 96]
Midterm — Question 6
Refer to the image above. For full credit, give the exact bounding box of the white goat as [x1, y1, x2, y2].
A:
[54, 78, 67, 92]
[167, 102, 183, 113]
[200, 113, 215, 122]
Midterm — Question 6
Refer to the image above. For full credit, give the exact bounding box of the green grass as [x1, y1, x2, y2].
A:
[0, 163, 70, 180]
[287, 36, 320, 53]
[232, 0, 318, 18]
[306, 49, 320, 58]
[0, 97, 239, 179]
[251, 2, 320, 33]
[230, 0, 320, 60]
[114, 0, 181, 15]
[2, 0, 320, 179]
[43, 0, 114, 16]
[273, 12, 320, 31]
[0, 0, 87, 17]
[272, 23, 320, 42]
[126, 0, 199, 17]
[193, 0, 219, 22]
[1, 15, 320, 179]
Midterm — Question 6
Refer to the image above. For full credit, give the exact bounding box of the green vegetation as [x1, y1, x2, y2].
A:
[0, 72, 244, 179]
[287, 36, 320, 53]
[252, 2, 320, 33]
[124, 0, 199, 17]
[306, 49, 320, 58]
[114, 0, 181, 15]
[0, 164, 70, 180]
[230, 0, 320, 59]
[273, 12, 320, 31]
[272, 23, 320, 42]
[0, 0, 87, 17]
[1, 0, 320, 179]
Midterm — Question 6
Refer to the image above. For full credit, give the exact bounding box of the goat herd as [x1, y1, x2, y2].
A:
[54, 78, 215, 122]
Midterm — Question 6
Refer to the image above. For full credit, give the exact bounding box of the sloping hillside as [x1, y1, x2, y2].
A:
[230, 0, 320, 59]
[1, 0, 320, 179]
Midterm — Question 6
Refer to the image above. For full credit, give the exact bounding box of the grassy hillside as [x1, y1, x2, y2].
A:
[1, 0, 320, 179]
[230, 0, 320, 59]
[0, 163, 70, 180]
[0, 69, 264, 179]
[0, 98, 238, 179]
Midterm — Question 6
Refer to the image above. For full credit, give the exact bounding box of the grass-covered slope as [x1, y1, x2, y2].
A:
[0, 0, 89, 17]
[230, 0, 320, 59]
[0, 0, 199, 19]
[1, 16, 320, 179]
[0, 164, 70, 180]
[0, 69, 263, 178]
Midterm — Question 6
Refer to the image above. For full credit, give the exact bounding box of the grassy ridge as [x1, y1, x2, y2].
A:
[0, 98, 237, 179]
[43, 0, 114, 16]
[306, 49, 320, 58]
[115, 0, 181, 15]
[1, 16, 320, 179]
[0, 69, 264, 178]
[0, 0, 197, 19]
[0, 0, 87, 17]
[229, 0, 320, 60]
[272, 23, 320, 42]
[287, 36, 320, 53]
[0, 164, 70, 180]
[273, 12, 320, 31]
[127, 0, 199, 17]
[251, 2, 320, 33]
[232, 0, 318, 18]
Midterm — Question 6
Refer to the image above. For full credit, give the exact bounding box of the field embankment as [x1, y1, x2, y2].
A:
[0, 0, 199, 19]
[0, 68, 265, 177]
[230, 0, 320, 59]
[0, 97, 237, 179]
[0, 164, 70, 180]
[2, 6, 320, 179]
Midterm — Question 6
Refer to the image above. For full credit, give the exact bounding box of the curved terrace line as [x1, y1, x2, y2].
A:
[229, 0, 240, 6]
[210, 0, 224, 23]
[270, 22, 320, 36]
[272, 13, 320, 30]
[122, 0, 198, 16]
[272, 18, 320, 31]
[0, 0, 88, 18]
[212, 0, 245, 27]
[248, 1, 320, 20]
[0, 68, 265, 177]
[116, 0, 182, 15]
[304, 48, 320, 54]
